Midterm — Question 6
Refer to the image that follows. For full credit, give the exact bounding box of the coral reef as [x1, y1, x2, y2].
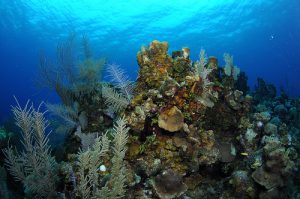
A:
[122, 40, 299, 199]
[2, 39, 300, 199]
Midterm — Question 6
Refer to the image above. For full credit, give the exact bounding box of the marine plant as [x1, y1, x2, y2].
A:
[75, 117, 128, 199]
[102, 63, 134, 114]
[39, 33, 107, 132]
[2, 98, 129, 198]
[194, 48, 208, 78]
[193, 48, 216, 107]
[0, 126, 14, 148]
[0, 166, 13, 199]
[2, 98, 58, 198]
[223, 53, 240, 80]
[46, 101, 88, 131]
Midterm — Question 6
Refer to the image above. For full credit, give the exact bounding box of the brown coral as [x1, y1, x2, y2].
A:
[158, 106, 184, 132]
[152, 169, 187, 199]
[136, 40, 172, 92]
[251, 167, 283, 189]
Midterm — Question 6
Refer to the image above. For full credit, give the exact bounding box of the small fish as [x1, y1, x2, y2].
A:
[240, 152, 249, 156]
[252, 162, 261, 167]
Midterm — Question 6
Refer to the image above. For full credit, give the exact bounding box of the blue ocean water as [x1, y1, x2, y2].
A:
[0, 0, 299, 123]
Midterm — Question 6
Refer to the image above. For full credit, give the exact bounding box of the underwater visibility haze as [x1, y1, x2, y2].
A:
[0, 0, 300, 198]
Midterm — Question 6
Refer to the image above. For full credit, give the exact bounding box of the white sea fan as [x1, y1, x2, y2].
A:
[232, 66, 240, 80]
[102, 85, 130, 113]
[194, 48, 207, 78]
[223, 53, 240, 80]
[224, 53, 234, 70]
[106, 63, 133, 101]
[197, 63, 213, 92]
[199, 48, 207, 73]
[102, 63, 134, 114]
[74, 126, 98, 151]
[194, 48, 212, 90]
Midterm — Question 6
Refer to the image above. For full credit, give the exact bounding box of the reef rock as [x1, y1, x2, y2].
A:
[264, 123, 278, 135]
[251, 167, 283, 189]
[230, 170, 256, 198]
[218, 142, 236, 163]
[254, 111, 271, 122]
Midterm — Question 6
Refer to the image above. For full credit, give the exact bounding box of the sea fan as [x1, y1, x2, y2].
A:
[46, 101, 88, 130]
[195, 48, 207, 77]
[193, 49, 216, 107]
[102, 64, 134, 114]
[200, 67, 213, 92]
[102, 85, 130, 113]
[223, 53, 240, 80]
[106, 63, 133, 101]
[46, 103, 78, 127]
[194, 49, 213, 92]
